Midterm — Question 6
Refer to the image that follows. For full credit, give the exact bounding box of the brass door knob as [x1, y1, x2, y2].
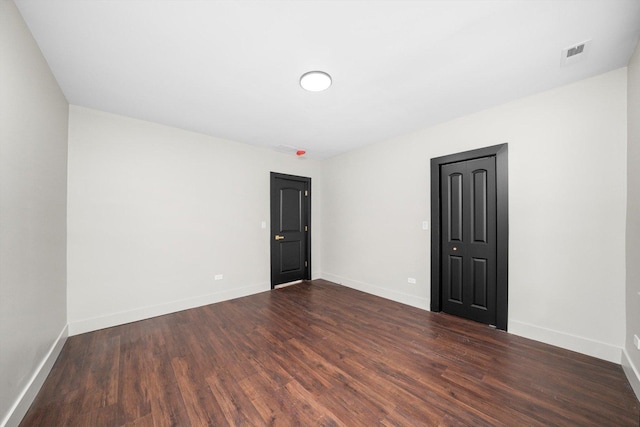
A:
[275, 235, 285, 240]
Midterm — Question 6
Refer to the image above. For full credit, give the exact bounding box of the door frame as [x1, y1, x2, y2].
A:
[270, 172, 311, 289]
[430, 143, 509, 330]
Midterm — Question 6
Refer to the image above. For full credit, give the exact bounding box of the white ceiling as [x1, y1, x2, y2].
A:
[14, 0, 640, 159]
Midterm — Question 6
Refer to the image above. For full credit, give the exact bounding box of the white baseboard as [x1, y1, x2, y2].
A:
[68, 283, 268, 336]
[509, 319, 622, 364]
[321, 273, 430, 311]
[622, 348, 640, 401]
[1, 324, 68, 427]
[322, 275, 624, 366]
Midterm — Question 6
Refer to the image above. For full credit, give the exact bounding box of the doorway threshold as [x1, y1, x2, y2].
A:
[274, 280, 303, 289]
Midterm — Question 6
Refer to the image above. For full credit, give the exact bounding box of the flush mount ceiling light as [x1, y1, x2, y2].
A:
[300, 71, 332, 92]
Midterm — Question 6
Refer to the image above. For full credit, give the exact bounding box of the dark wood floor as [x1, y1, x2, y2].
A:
[20, 280, 639, 426]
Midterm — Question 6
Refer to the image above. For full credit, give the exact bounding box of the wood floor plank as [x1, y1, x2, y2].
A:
[205, 367, 263, 426]
[81, 332, 120, 411]
[237, 370, 296, 426]
[19, 279, 640, 426]
[116, 330, 154, 424]
[171, 356, 228, 426]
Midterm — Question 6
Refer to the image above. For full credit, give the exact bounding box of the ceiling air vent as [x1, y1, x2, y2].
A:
[567, 44, 584, 58]
[561, 40, 591, 66]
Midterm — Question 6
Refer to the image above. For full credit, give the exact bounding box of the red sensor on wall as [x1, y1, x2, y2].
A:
[296, 150, 306, 156]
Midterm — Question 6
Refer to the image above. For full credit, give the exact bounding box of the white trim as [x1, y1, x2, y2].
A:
[621, 348, 640, 401]
[68, 283, 268, 336]
[321, 273, 430, 310]
[509, 319, 622, 364]
[1, 325, 68, 427]
[321, 275, 624, 365]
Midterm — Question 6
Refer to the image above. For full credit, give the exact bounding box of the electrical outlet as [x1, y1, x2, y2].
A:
[634, 335, 640, 350]
[408, 277, 416, 284]
[214, 274, 223, 281]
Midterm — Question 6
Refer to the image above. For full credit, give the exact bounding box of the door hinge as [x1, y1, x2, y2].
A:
[305, 226, 308, 232]
[305, 190, 308, 197]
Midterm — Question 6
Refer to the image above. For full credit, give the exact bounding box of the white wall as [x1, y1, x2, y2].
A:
[624, 41, 640, 398]
[67, 106, 322, 334]
[0, 1, 69, 426]
[322, 68, 628, 363]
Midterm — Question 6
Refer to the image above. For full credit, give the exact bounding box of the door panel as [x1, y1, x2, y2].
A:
[448, 255, 463, 303]
[472, 258, 487, 308]
[280, 188, 302, 231]
[280, 241, 302, 272]
[449, 173, 463, 242]
[472, 169, 488, 243]
[270, 173, 310, 287]
[440, 157, 497, 325]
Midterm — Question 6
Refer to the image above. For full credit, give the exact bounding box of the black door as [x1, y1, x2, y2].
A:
[270, 172, 311, 288]
[440, 156, 497, 326]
